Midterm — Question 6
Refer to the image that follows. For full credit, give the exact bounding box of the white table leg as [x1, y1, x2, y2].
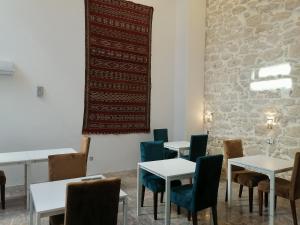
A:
[123, 197, 128, 225]
[137, 165, 142, 216]
[35, 213, 41, 225]
[26, 163, 31, 210]
[165, 178, 171, 225]
[268, 173, 275, 225]
[29, 190, 33, 225]
[227, 162, 232, 207]
[24, 163, 27, 196]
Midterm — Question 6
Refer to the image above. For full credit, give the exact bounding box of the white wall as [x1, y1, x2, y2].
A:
[174, 0, 206, 140]
[0, 0, 177, 186]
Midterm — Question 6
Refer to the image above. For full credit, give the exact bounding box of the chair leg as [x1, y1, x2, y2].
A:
[275, 195, 277, 210]
[0, 184, 5, 209]
[225, 180, 228, 202]
[188, 211, 191, 221]
[249, 187, 253, 213]
[154, 192, 158, 220]
[192, 212, 198, 225]
[290, 200, 298, 225]
[141, 185, 145, 207]
[177, 205, 181, 215]
[160, 192, 164, 203]
[212, 205, 218, 225]
[258, 191, 263, 216]
[239, 185, 243, 198]
[264, 192, 268, 208]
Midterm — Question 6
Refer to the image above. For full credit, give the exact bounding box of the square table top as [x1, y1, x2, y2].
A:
[229, 155, 293, 173]
[0, 148, 76, 165]
[30, 174, 127, 214]
[138, 158, 195, 179]
[164, 141, 190, 150]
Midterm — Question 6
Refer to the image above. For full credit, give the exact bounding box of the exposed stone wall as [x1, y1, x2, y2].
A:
[205, 0, 300, 161]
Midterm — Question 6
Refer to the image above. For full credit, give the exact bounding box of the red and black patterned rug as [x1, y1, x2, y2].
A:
[83, 0, 153, 134]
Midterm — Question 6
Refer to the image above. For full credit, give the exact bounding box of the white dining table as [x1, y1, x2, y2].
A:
[228, 155, 293, 225]
[163, 141, 190, 157]
[30, 174, 128, 225]
[0, 148, 76, 208]
[137, 158, 195, 225]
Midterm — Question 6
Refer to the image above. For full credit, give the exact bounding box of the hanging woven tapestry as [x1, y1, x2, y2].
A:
[83, 0, 153, 134]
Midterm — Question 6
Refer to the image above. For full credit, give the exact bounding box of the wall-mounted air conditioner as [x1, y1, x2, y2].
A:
[0, 61, 15, 76]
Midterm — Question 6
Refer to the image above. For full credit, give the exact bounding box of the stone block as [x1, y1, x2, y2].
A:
[286, 126, 300, 138]
[232, 6, 247, 15]
[246, 15, 262, 26]
[289, 42, 300, 58]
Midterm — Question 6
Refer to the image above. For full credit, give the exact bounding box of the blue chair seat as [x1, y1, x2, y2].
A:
[171, 184, 193, 210]
[143, 174, 181, 193]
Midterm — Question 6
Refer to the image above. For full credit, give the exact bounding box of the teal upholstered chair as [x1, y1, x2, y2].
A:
[182, 134, 208, 162]
[153, 128, 178, 159]
[171, 155, 223, 225]
[153, 128, 168, 142]
[140, 141, 181, 220]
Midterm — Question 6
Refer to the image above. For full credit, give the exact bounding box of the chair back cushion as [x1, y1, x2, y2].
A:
[153, 129, 168, 142]
[223, 139, 244, 174]
[192, 155, 223, 211]
[79, 135, 91, 164]
[65, 177, 121, 225]
[140, 141, 165, 162]
[48, 153, 87, 181]
[290, 152, 300, 200]
[140, 141, 165, 178]
[188, 135, 208, 162]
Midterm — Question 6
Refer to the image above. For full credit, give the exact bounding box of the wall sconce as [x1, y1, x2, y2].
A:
[266, 116, 275, 129]
[0, 61, 15, 76]
[204, 111, 213, 123]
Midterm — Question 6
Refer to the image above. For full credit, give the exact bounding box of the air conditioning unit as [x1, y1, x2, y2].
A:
[0, 61, 15, 76]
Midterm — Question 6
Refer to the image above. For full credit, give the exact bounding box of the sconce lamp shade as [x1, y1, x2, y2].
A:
[0, 61, 15, 76]
[204, 111, 213, 123]
[266, 116, 275, 129]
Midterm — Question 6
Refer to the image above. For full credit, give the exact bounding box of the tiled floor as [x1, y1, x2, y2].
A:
[0, 170, 299, 225]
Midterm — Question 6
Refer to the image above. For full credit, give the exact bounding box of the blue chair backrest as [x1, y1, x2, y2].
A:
[140, 141, 165, 178]
[192, 155, 223, 211]
[189, 134, 208, 162]
[153, 129, 168, 142]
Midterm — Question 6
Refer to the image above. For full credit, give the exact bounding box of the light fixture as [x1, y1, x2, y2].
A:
[0, 61, 15, 76]
[266, 116, 275, 129]
[250, 78, 292, 91]
[204, 111, 213, 123]
[258, 63, 291, 78]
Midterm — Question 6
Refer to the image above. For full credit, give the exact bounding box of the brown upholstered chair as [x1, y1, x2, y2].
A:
[258, 152, 300, 225]
[79, 135, 91, 165]
[224, 139, 267, 212]
[48, 153, 87, 181]
[0, 170, 6, 209]
[48, 153, 87, 225]
[64, 177, 121, 225]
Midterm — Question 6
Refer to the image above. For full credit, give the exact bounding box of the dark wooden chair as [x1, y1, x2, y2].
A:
[0, 170, 6, 209]
[48, 153, 87, 225]
[65, 178, 121, 225]
[224, 139, 267, 212]
[258, 152, 300, 225]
